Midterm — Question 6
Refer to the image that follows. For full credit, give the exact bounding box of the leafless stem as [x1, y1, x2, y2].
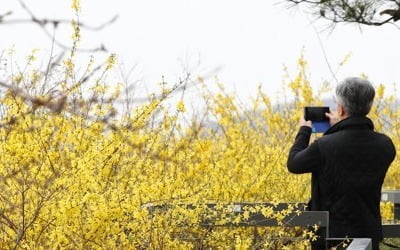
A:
[0, 0, 118, 52]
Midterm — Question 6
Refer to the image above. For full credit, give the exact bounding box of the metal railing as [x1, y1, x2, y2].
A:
[381, 190, 400, 220]
[381, 190, 400, 239]
[144, 190, 400, 249]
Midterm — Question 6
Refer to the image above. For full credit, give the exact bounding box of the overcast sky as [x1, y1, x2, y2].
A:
[1, 0, 400, 104]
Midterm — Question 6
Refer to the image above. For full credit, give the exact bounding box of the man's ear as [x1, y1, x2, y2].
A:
[338, 104, 346, 117]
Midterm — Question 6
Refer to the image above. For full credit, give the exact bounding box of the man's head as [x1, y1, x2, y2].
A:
[335, 77, 375, 118]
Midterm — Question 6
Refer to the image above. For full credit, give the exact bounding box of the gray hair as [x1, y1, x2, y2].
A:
[336, 77, 375, 116]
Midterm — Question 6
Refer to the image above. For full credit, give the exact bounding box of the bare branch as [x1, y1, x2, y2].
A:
[285, 0, 400, 28]
[0, 0, 118, 53]
[0, 15, 119, 32]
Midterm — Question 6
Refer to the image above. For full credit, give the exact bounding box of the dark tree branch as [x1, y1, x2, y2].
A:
[0, 15, 119, 32]
[0, 0, 118, 53]
[286, 0, 400, 28]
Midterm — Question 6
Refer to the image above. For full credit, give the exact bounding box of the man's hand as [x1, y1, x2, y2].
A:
[325, 111, 340, 126]
[300, 116, 312, 128]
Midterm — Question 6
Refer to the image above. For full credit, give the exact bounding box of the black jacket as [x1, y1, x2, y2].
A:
[287, 116, 396, 249]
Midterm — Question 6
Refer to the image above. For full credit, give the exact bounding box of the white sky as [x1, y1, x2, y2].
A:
[1, 0, 400, 104]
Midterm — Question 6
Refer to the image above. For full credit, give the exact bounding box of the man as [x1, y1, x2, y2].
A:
[287, 77, 396, 250]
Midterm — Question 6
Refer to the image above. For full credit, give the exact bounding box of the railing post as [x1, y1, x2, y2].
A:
[381, 190, 400, 220]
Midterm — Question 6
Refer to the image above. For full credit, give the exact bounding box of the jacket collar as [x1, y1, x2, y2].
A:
[324, 116, 374, 135]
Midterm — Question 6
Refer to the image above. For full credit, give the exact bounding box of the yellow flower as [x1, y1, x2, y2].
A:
[71, 0, 81, 11]
[176, 100, 186, 112]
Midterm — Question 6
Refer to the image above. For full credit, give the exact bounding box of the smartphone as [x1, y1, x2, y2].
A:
[304, 106, 330, 133]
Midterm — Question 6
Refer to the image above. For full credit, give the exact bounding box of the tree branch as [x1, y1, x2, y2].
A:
[285, 0, 400, 28]
[0, 0, 118, 53]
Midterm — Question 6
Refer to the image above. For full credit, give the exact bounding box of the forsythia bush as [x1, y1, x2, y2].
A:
[0, 50, 398, 249]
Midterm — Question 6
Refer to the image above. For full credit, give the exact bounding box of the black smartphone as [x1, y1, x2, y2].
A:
[304, 106, 330, 133]
[304, 107, 330, 121]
